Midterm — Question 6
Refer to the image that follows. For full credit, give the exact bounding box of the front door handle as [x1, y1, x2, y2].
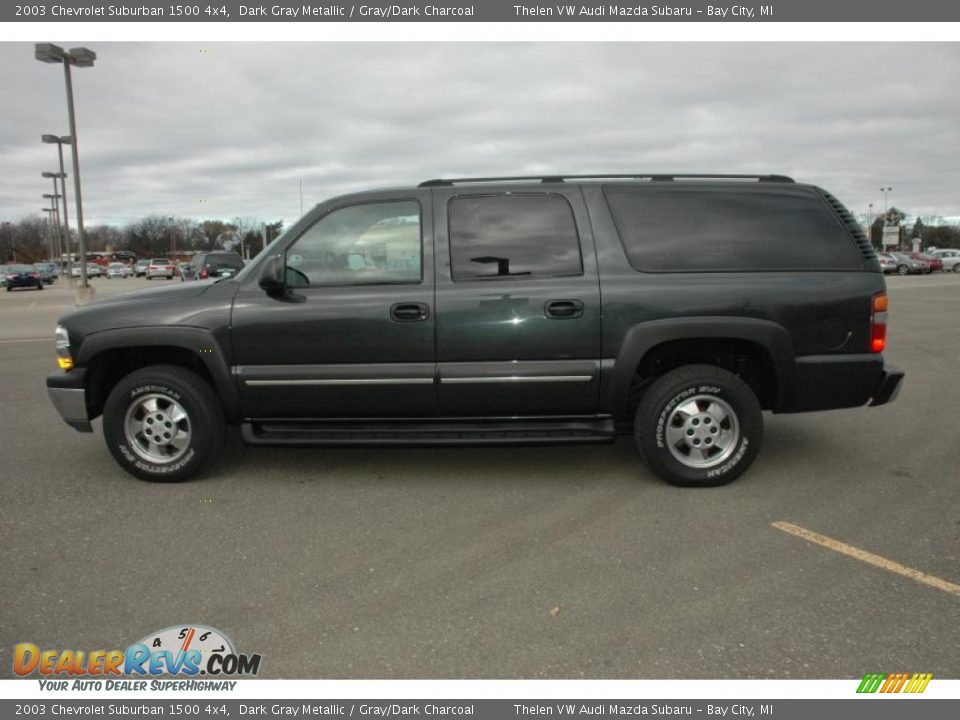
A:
[545, 300, 584, 319]
[391, 302, 430, 322]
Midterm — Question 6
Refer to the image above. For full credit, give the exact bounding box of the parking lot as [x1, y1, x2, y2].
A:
[1, 273, 958, 679]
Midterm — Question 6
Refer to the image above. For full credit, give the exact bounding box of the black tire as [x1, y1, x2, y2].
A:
[37, 283, 43, 290]
[102, 365, 226, 482]
[635, 365, 763, 488]
[953, 264, 960, 273]
[897, 265, 909, 276]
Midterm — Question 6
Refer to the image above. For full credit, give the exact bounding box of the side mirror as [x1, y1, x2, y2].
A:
[258, 255, 285, 292]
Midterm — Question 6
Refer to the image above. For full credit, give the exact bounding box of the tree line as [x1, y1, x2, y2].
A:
[0, 215, 284, 264]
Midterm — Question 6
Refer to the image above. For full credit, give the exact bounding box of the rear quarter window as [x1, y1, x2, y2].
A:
[604, 186, 863, 272]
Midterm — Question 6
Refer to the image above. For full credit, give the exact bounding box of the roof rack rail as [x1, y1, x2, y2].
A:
[418, 174, 795, 187]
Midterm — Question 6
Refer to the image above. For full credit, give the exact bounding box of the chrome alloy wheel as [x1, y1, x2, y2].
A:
[123, 393, 191, 464]
[664, 394, 740, 468]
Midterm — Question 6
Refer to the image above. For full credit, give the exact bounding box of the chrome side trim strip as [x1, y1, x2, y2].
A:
[442, 375, 593, 384]
[245, 378, 434, 387]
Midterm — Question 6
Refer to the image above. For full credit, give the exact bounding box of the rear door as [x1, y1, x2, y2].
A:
[433, 185, 602, 417]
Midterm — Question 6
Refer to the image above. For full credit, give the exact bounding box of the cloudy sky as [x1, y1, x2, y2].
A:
[1, 42, 958, 227]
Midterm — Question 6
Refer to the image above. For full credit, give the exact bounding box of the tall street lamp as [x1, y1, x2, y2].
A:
[35, 43, 96, 300]
[43, 172, 70, 282]
[42, 135, 74, 280]
[42, 206, 60, 263]
[43, 192, 63, 258]
[880, 187, 893, 213]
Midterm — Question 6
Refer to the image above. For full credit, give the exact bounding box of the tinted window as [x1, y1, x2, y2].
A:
[286, 200, 421, 286]
[605, 187, 862, 272]
[206, 253, 243, 268]
[448, 194, 582, 281]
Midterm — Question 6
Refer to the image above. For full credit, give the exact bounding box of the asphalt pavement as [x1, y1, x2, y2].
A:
[1, 273, 958, 679]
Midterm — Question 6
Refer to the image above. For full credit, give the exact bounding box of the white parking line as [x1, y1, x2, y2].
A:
[0, 338, 48, 344]
[773, 521, 960, 598]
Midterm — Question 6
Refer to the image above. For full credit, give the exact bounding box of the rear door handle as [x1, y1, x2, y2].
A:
[545, 300, 584, 319]
[391, 302, 430, 322]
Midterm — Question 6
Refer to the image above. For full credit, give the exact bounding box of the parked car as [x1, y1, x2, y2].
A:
[888, 252, 929, 275]
[877, 253, 897, 274]
[135, 259, 150, 277]
[181, 252, 245, 282]
[904, 251, 941, 272]
[4, 264, 44, 291]
[46, 173, 904, 486]
[930, 248, 960, 272]
[33, 263, 57, 284]
[106, 262, 132, 279]
[145, 258, 175, 280]
[70, 263, 103, 279]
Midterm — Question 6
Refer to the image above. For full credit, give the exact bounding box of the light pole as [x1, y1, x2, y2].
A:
[880, 187, 892, 213]
[42, 135, 74, 280]
[42, 171, 71, 283]
[35, 43, 96, 301]
[42, 206, 60, 263]
[43, 193, 63, 262]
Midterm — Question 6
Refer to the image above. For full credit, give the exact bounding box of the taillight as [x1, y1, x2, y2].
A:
[871, 292, 888, 353]
[29, 273, 38, 278]
[199, 267, 208, 279]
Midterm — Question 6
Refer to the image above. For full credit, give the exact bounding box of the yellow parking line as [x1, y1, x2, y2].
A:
[772, 521, 960, 598]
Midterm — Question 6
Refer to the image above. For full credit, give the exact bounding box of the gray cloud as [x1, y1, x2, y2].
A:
[2, 42, 958, 226]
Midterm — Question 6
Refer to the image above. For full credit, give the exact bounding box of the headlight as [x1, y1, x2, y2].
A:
[55, 325, 73, 370]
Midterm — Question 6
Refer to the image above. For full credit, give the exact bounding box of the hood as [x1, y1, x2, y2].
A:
[86, 280, 217, 307]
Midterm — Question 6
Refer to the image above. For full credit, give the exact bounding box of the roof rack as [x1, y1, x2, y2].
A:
[418, 174, 795, 187]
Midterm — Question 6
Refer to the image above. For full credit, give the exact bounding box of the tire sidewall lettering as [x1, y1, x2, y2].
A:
[655, 385, 699, 449]
[706, 436, 749, 479]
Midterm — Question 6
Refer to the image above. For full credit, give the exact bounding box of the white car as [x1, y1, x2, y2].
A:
[146, 258, 175, 280]
[931, 248, 960, 272]
[70, 263, 102, 279]
[106, 262, 131, 279]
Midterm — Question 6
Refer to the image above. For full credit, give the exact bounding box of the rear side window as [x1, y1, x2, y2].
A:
[448, 194, 582, 280]
[207, 253, 243, 268]
[604, 187, 863, 272]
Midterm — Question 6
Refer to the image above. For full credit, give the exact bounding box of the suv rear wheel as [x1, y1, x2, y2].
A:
[102, 365, 226, 482]
[635, 365, 762, 487]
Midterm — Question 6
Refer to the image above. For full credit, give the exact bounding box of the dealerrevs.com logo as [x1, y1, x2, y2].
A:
[14, 624, 262, 684]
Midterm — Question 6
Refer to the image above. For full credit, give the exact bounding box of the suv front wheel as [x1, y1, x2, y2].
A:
[635, 365, 763, 487]
[102, 365, 226, 482]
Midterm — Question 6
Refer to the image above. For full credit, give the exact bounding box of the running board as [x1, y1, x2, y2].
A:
[241, 418, 616, 446]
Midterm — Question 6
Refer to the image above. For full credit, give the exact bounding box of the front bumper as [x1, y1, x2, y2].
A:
[47, 369, 92, 432]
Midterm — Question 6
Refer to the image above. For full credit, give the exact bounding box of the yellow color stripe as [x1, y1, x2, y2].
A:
[772, 522, 960, 598]
[904, 673, 921, 693]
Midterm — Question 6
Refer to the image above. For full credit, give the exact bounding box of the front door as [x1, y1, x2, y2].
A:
[231, 191, 436, 419]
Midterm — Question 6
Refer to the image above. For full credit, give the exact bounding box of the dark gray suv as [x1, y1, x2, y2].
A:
[46, 174, 904, 486]
[181, 251, 244, 281]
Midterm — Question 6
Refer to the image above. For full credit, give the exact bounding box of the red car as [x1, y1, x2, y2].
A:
[906, 252, 942, 272]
